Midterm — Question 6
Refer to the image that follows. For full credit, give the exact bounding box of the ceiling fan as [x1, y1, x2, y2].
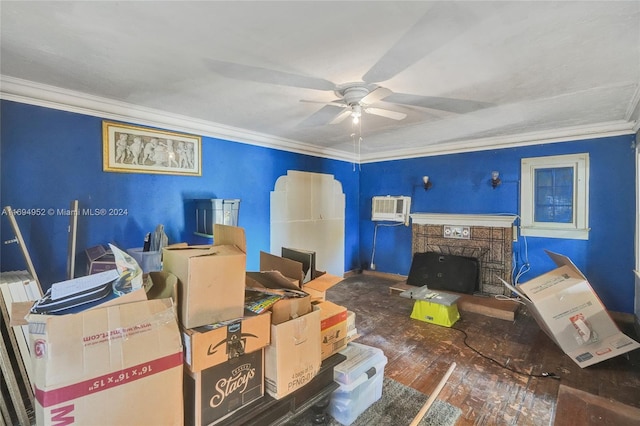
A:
[300, 84, 407, 126]
[205, 3, 493, 128]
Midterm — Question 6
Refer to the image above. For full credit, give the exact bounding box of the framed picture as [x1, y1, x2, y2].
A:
[103, 121, 202, 176]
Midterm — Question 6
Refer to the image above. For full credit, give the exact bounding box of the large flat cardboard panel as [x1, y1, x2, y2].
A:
[183, 312, 271, 373]
[269, 191, 288, 222]
[264, 307, 321, 399]
[29, 298, 183, 426]
[285, 170, 313, 221]
[312, 174, 343, 220]
[184, 348, 264, 426]
[286, 184, 311, 221]
[505, 251, 640, 368]
[163, 225, 246, 328]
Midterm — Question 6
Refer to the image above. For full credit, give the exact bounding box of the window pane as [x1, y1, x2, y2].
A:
[534, 167, 574, 223]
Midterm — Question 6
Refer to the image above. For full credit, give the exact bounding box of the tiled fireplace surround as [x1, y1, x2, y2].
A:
[410, 214, 518, 296]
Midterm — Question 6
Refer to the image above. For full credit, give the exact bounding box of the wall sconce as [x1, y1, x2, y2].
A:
[491, 171, 501, 189]
[422, 176, 432, 190]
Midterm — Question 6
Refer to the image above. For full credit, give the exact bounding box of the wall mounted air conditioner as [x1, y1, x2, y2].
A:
[371, 196, 411, 225]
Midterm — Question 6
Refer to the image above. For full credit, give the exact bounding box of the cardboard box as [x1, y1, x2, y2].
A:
[264, 307, 321, 399]
[147, 271, 179, 305]
[259, 251, 304, 286]
[184, 348, 264, 426]
[260, 250, 343, 302]
[163, 224, 246, 329]
[281, 247, 316, 283]
[29, 298, 184, 426]
[85, 245, 117, 275]
[303, 272, 344, 301]
[316, 301, 348, 360]
[11, 270, 177, 328]
[246, 270, 311, 325]
[182, 311, 271, 373]
[502, 250, 640, 367]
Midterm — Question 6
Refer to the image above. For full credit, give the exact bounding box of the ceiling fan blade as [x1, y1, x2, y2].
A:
[207, 59, 335, 91]
[298, 105, 348, 127]
[360, 87, 393, 105]
[300, 99, 347, 108]
[362, 2, 478, 83]
[330, 109, 353, 125]
[383, 93, 494, 114]
[364, 107, 407, 121]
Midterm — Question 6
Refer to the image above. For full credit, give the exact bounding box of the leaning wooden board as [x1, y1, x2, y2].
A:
[389, 281, 520, 322]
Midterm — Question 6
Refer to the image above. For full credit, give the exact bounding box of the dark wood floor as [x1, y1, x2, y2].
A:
[325, 274, 640, 426]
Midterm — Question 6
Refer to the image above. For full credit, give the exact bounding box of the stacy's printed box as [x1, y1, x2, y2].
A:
[182, 312, 271, 425]
[184, 349, 264, 425]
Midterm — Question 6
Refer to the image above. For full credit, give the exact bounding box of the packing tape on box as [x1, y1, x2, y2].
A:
[293, 316, 308, 346]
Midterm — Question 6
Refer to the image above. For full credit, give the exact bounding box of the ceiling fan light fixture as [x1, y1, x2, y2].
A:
[351, 104, 362, 124]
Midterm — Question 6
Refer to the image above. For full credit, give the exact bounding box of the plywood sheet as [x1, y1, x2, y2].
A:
[554, 384, 640, 426]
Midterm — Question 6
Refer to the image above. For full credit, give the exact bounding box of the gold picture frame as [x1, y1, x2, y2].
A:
[103, 121, 202, 176]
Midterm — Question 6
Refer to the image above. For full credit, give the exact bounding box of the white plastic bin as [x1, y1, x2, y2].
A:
[329, 342, 388, 426]
[194, 199, 240, 237]
[127, 248, 162, 273]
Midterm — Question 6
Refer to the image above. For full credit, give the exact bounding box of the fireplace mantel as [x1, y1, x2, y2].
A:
[410, 213, 517, 228]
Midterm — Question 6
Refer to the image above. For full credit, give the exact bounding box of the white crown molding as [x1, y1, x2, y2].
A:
[360, 121, 636, 163]
[0, 75, 358, 163]
[2, 75, 635, 165]
[410, 213, 517, 228]
[626, 83, 640, 123]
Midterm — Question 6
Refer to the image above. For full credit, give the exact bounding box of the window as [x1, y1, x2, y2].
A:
[521, 153, 589, 239]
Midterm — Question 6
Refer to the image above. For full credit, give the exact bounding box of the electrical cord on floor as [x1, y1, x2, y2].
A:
[450, 326, 560, 380]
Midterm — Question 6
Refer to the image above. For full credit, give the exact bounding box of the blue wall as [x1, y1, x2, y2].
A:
[2, 99, 637, 314]
[359, 135, 636, 313]
[0, 100, 360, 287]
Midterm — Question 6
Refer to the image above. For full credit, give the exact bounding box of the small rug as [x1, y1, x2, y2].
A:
[286, 377, 461, 426]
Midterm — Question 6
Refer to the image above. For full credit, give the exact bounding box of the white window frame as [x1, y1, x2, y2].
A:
[520, 153, 590, 240]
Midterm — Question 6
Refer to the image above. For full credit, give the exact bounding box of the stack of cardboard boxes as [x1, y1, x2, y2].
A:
[25, 272, 184, 426]
[23, 224, 347, 426]
[163, 224, 269, 424]
[163, 225, 347, 424]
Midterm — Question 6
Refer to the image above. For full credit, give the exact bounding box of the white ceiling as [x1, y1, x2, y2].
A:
[1, 1, 639, 162]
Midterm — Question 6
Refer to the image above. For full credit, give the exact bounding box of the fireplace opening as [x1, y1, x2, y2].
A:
[406, 251, 480, 294]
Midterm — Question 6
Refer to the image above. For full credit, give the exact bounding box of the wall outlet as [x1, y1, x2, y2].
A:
[512, 225, 518, 242]
[370, 262, 376, 270]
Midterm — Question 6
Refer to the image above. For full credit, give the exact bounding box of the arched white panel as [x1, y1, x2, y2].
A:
[270, 170, 345, 275]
